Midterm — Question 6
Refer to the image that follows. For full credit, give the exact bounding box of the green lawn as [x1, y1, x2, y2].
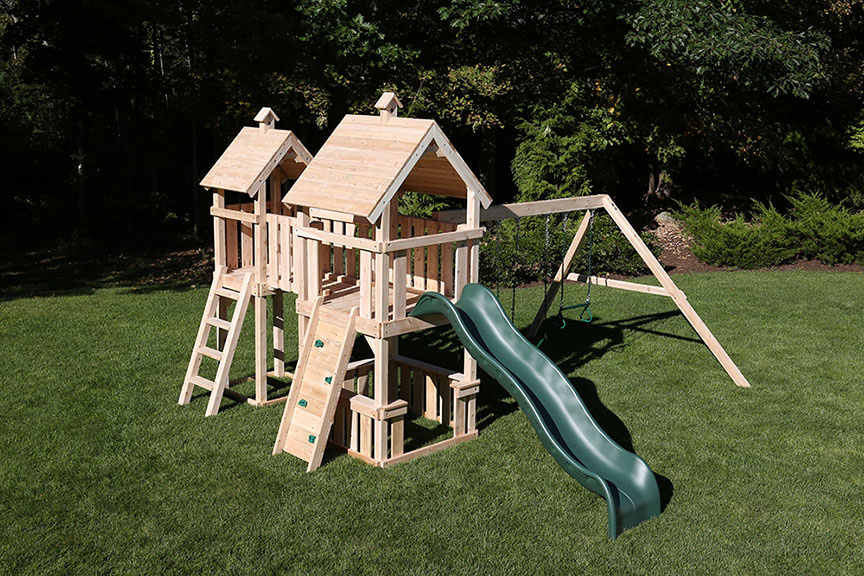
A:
[1, 270, 862, 575]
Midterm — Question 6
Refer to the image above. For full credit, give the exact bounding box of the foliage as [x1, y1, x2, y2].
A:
[512, 83, 634, 202]
[626, 0, 830, 99]
[2, 0, 864, 250]
[479, 212, 661, 288]
[397, 191, 459, 219]
[675, 193, 864, 267]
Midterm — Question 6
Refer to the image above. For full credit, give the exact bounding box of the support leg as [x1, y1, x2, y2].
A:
[255, 295, 268, 403]
[600, 197, 751, 388]
[372, 337, 390, 463]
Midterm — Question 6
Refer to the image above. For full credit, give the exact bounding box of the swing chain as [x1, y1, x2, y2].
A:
[494, 220, 502, 300]
[511, 218, 521, 322]
[558, 209, 596, 327]
[558, 213, 568, 318]
[583, 209, 596, 308]
[542, 214, 550, 299]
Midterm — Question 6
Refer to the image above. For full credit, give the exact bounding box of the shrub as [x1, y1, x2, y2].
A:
[786, 193, 864, 265]
[674, 193, 864, 268]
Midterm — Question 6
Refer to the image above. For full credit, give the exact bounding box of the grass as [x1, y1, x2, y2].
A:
[1, 270, 863, 574]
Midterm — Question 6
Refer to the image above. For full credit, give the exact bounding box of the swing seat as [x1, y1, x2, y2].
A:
[559, 302, 593, 324]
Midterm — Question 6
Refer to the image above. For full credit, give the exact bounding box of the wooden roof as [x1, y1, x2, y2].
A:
[283, 114, 492, 223]
[200, 126, 312, 196]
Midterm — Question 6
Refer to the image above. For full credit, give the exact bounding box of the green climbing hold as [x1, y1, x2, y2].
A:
[298, 399, 308, 408]
[314, 339, 324, 348]
[308, 435, 316, 443]
[324, 376, 333, 384]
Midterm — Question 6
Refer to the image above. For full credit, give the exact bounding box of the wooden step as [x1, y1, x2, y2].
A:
[187, 375, 215, 391]
[206, 317, 232, 330]
[198, 346, 223, 361]
[214, 287, 240, 300]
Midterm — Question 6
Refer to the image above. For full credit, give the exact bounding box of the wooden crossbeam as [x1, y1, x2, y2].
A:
[435, 195, 608, 224]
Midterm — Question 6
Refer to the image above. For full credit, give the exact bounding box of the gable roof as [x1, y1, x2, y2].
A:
[282, 114, 492, 223]
[200, 126, 312, 196]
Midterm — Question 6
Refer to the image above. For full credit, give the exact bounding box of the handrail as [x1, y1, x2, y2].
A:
[210, 206, 261, 224]
[294, 225, 484, 254]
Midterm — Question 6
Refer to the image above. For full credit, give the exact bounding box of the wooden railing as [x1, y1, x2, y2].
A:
[294, 213, 482, 322]
[223, 202, 256, 270]
[265, 213, 294, 291]
[395, 215, 457, 296]
[393, 355, 457, 425]
[327, 358, 408, 461]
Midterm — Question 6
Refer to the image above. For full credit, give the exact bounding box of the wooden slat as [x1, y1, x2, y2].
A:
[392, 251, 407, 320]
[295, 227, 380, 253]
[210, 205, 261, 224]
[226, 221, 239, 269]
[454, 242, 468, 300]
[441, 241, 454, 296]
[567, 273, 670, 296]
[360, 251, 373, 318]
[411, 369, 423, 415]
[345, 222, 357, 277]
[279, 216, 292, 291]
[240, 205, 254, 268]
[426, 221, 440, 292]
[267, 214, 278, 287]
[383, 227, 484, 253]
[332, 221, 345, 275]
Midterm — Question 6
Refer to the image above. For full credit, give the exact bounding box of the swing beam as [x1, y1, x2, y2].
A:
[436, 194, 751, 388]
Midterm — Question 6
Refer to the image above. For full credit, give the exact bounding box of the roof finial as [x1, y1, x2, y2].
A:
[374, 92, 402, 123]
[254, 107, 280, 132]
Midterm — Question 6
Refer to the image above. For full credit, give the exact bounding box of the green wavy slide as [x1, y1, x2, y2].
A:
[409, 283, 661, 539]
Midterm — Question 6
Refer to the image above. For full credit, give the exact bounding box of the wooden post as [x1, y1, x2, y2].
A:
[463, 190, 481, 383]
[254, 186, 268, 402]
[294, 210, 309, 346]
[213, 189, 229, 350]
[372, 337, 390, 463]
[373, 206, 393, 463]
[213, 189, 226, 268]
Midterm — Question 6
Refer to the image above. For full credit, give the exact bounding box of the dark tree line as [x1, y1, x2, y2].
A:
[2, 0, 862, 251]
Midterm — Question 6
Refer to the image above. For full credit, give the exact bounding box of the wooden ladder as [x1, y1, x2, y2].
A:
[273, 298, 358, 472]
[178, 266, 254, 416]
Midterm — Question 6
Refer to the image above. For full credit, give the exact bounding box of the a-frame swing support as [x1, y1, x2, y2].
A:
[436, 194, 751, 388]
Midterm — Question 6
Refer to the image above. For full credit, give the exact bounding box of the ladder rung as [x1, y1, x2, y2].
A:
[188, 375, 214, 391]
[214, 287, 240, 300]
[206, 317, 232, 330]
[198, 346, 223, 361]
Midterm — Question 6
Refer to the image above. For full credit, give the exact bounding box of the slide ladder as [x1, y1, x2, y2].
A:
[410, 284, 661, 538]
[273, 299, 358, 472]
[178, 266, 254, 416]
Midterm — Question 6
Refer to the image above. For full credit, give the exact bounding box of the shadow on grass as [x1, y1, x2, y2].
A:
[187, 375, 293, 413]
[0, 244, 212, 302]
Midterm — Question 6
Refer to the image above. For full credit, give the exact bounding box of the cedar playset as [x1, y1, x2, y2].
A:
[177, 92, 749, 535]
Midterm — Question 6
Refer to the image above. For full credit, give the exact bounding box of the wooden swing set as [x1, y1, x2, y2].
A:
[178, 92, 749, 477]
[437, 194, 751, 389]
